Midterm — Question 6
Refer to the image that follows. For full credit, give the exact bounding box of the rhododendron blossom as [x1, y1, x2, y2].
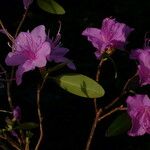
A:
[5, 25, 51, 85]
[126, 94, 150, 136]
[82, 17, 134, 58]
[47, 27, 76, 70]
[130, 48, 150, 86]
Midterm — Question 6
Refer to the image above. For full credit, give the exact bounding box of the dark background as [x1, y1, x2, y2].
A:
[0, 0, 150, 149]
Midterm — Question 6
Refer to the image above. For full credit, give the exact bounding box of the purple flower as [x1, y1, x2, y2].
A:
[130, 48, 150, 86]
[82, 17, 134, 58]
[126, 94, 150, 136]
[23, 0, 33, 9]
[13, 106, 21, 121]
[5, 25, 51, 85]
[47, 24, 76, 70]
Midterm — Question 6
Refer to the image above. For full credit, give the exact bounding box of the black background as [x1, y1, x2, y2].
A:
[0, 0, 150, 149]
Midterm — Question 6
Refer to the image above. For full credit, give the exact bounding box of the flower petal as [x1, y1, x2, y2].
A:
[16, 60, 35, 85]
[34, 56, 47, 68]
[13, 32, 32, 52]
[82, 28, 103, 50]
[31, 25, 46, 45]
[126, 94, 150, 136]
[128, 116, 146, 136]
[52, 56, 76, 70]
[126, 95, 145, 117]
[48, 47, 69, 61]
[138, 65, 150, 86]
[5, 52, 26, 66]
[37, 42, 51, 57]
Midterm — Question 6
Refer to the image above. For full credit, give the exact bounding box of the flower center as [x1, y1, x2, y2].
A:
[23, 50, 36, 60]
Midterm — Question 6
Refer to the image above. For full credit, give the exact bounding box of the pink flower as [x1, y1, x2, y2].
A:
[130, 48, 150, 86]
[23, 0, 33, 9]
[82, 17, 134, 58]
[47, 25, 76, 70]
[126, 94, 150, 136]
[5, 25, 51, 85]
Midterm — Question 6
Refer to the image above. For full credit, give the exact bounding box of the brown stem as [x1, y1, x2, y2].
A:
[122, 72, 138, 92]
[98, 106, 127, 122]
[0, 110, 12, 113]
[0, 135, 20, 150]
[94, 58, 105, 114]
[0, 20, 14, 41]
[104, 96, 120, 110]
[15, 8, 28, 37]
[85, 59, 137, 150]
[35, 86, 43, 150]
[6, 78, 13, 109]
[85, 109, 102, 150]
[35, 68, 58, 150]
[0, 64, 13, 109]
[104, 72, 138, 110]
[25, 137, 30, 150]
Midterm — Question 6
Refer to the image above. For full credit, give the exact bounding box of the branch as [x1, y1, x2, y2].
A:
[0, 135, 20, 150]
[35, 86, 43, 150]
[98, 105, 127, 122]
[85, 109, 102, 150]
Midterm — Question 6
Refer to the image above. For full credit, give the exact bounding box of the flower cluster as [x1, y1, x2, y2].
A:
[82, 18, 150, 137]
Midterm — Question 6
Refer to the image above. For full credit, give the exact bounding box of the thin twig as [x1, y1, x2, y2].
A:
[0, 64, 13, 109]
[85, 56, 137, 150]
[85, 109, 102, 150]
[0, 20, 14, 41]
[0, 110, 12, 113]
[94, 57, 105, 114]
[15, 8, 28, 37]
[25, 137, 30, 150]
[85, 55, 106, 150]
[35, 86, 43, 150]
[104, 72, 138, 110]
[6, 78, 13, 109]
[104, 96, 120, 110]
[122, 72, 138, 92]
[0, 135, 20, 150]
[98, 106, 127, 122]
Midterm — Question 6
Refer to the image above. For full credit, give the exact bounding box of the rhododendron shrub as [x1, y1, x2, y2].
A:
[0, 0, 149, 150]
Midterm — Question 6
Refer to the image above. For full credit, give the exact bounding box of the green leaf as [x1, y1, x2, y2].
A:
[106, 112, 131, 137]
[15, 122, 38, 130]
[55, 73, 105, 98]
[37, 0, 65, 15]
